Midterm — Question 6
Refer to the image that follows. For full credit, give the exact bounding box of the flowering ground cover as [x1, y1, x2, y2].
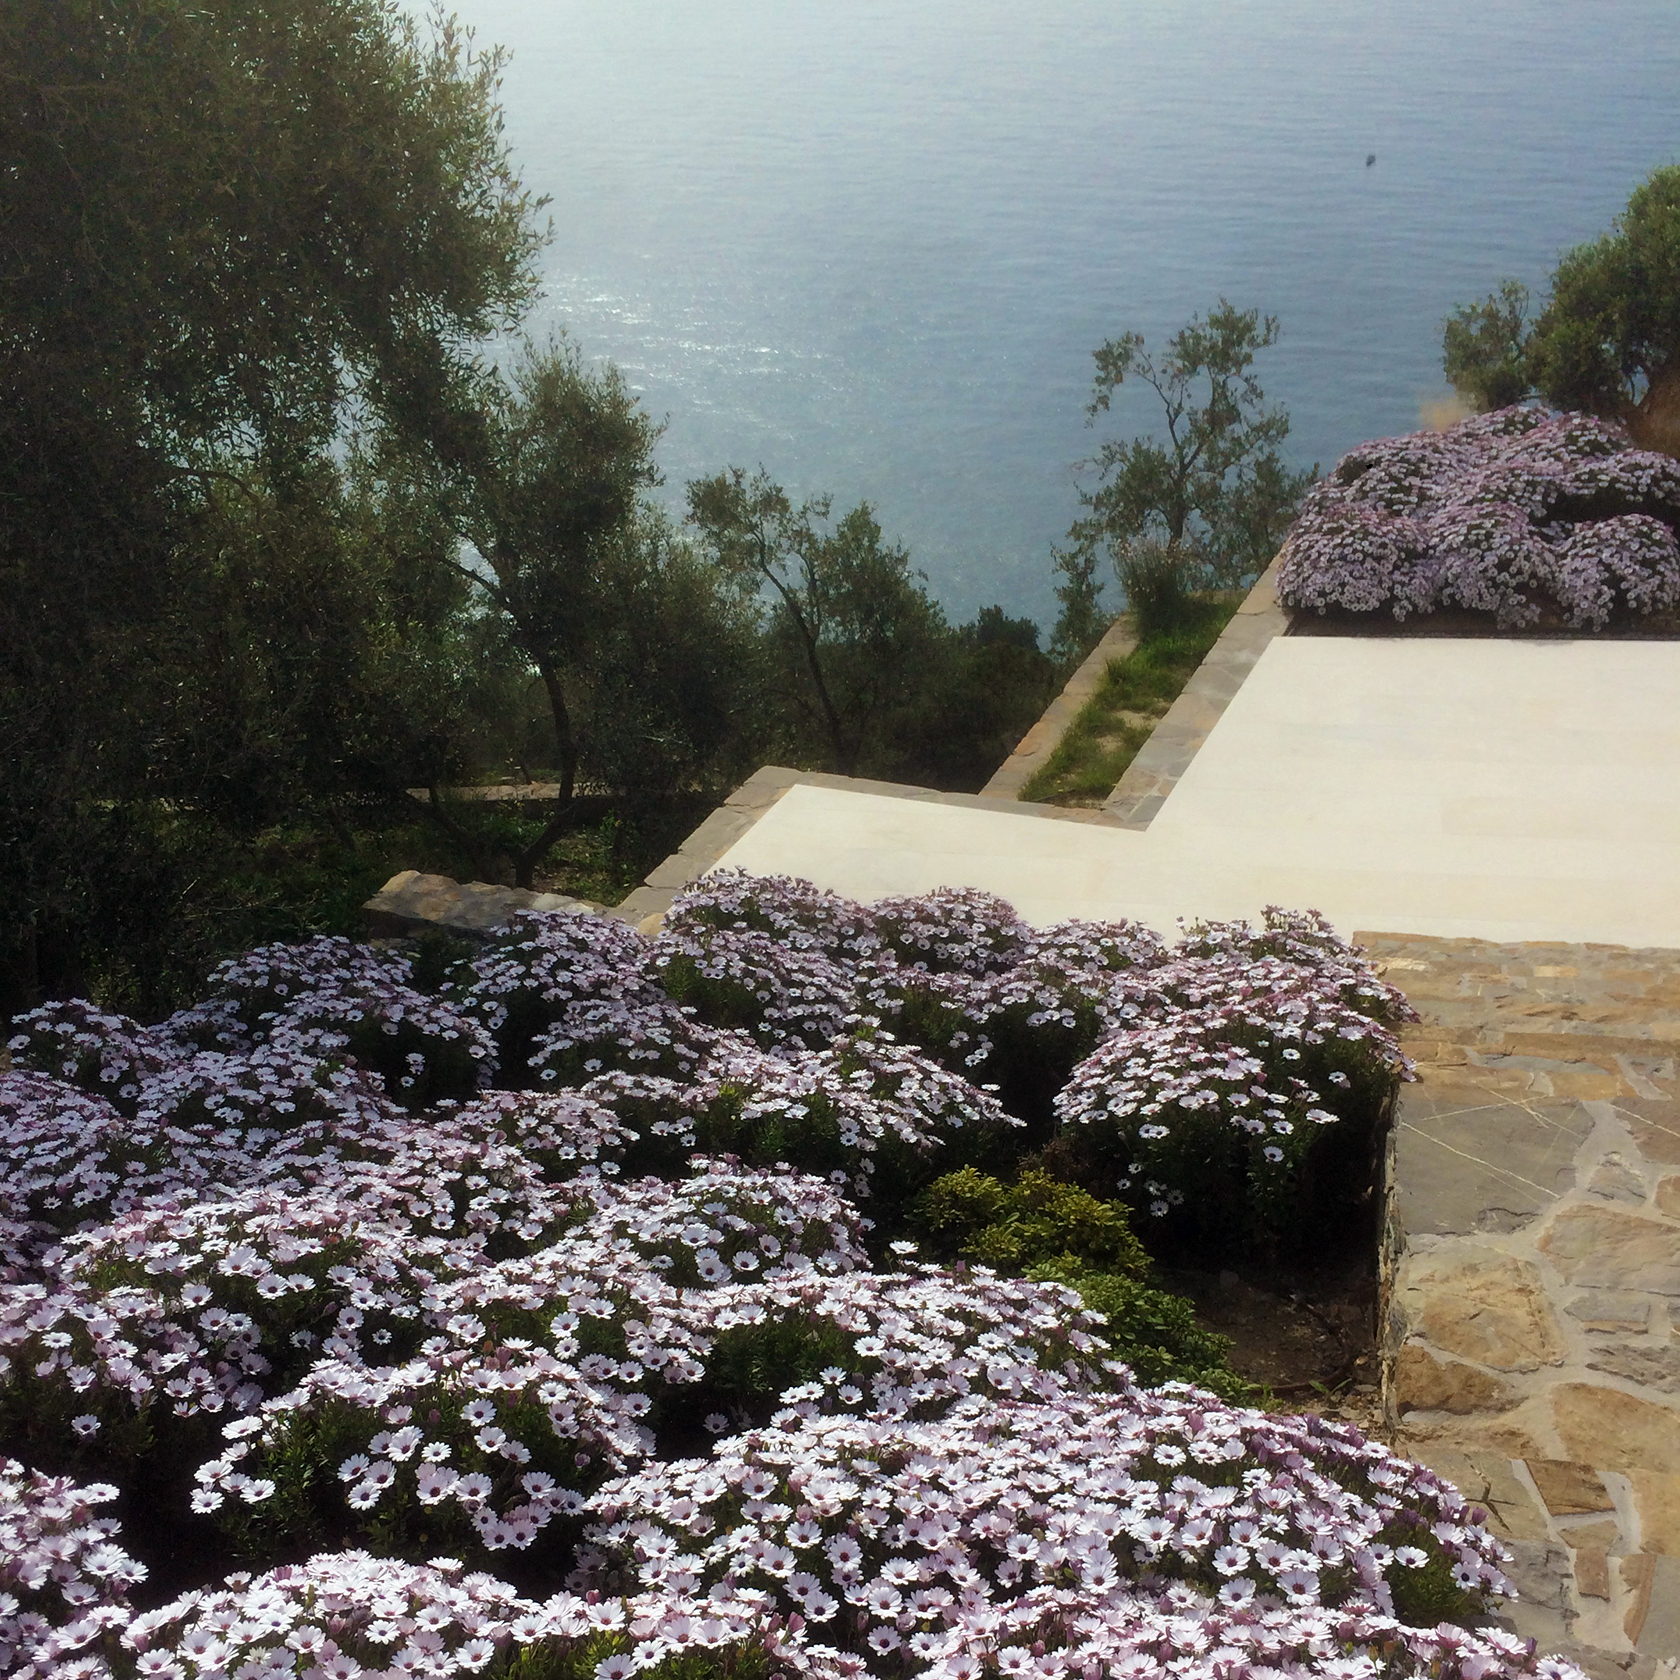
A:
[1276, 406, 1680, 629]
[0, 874, 1587, 1680]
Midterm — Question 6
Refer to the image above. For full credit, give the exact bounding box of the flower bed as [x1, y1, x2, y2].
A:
[1276, 406, 1680, 630]
[0, 875, 1586, 1680]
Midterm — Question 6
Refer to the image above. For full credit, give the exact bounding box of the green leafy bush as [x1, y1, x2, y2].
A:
[914, 1166, 1149, 1276]
[913, 1166, 1247, 1396]
[1029, 1258, 1245, 1398]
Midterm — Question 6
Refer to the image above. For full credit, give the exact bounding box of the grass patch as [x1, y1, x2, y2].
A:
[1021, 595, 1241, 806]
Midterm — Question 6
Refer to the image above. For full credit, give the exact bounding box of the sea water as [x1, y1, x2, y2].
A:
[441, 0, 1680, 625]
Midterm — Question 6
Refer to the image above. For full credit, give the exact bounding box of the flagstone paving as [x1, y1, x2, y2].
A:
[1368, 933, 1680, 1676]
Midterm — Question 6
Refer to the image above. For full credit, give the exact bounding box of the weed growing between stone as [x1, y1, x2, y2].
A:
[0, 874, 1588, 1680]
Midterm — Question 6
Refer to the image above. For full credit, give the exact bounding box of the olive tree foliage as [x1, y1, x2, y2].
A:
[687, 469, 948, 778]
[0, 0, 547, 1004]
[1443, 166, 1680, 455]
[567, 508, 769, 809]
[1441, 280, 1534, 415]
[417, 341, 666, 885]
[378, 344, 771, 887]
[1052, 301, 1313, 662]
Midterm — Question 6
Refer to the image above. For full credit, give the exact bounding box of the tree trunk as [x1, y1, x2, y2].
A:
[1629, 360, 1680, 460]
[510, 659, 577, 890]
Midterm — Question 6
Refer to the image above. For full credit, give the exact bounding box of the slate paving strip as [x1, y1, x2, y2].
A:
[1104, 556, 1289, 826]
[1363, 932, 1680, 1673]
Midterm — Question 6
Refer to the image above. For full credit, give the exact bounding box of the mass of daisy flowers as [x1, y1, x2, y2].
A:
[0, 871, 1588, 1680]
[1275, 405, 1680, 629]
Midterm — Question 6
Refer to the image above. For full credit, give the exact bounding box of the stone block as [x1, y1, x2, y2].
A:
[613, 886, 675, 924]
[1617, 1102, 1680, 1166]
[1561, 1519, 1621, 1600]
[1587, 1342, 1680, 1393]
[674, 805, 756, 860]
[1630, 1470, 1680, 1556]
[1553, 1384, 1680, 1476]
[1656, 1177, 1680, 1218]
[1526, 1458, 1616, 1516]
[1589, 1155, 1648, 1202]
[1499, 1537, 1576, 1616]
[1539, 1206, 1680, 1296]
[1400, 1250, 1567, 1371]
[1634, 1552, 1680, 1655]
[1567, 1291, 1655, 1332]
[360, 871, 593, 941]
[1393, 1344, 1518, 1413]
[1621, 1552, 1656, 1647]
[642, 852, 707, 891]
[1392, 1090, 1591, 1236]
[1406, 1446, 1551, 1541]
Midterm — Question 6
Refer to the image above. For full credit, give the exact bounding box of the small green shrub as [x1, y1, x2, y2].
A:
[1030, 1259, 1246, 1399]
[1118, 540, 1198, 639]
[914, 1167, 1247, 1397]
[914, 1166, 1150, 1276]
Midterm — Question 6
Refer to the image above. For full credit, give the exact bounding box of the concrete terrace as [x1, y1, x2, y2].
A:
[648, 634, 1680, 951]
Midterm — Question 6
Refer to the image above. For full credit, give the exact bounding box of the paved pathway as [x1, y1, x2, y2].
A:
[654, 634, 1680, 948]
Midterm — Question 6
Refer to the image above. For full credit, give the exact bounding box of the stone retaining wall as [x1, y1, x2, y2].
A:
[1367, 933, 1680, 1674]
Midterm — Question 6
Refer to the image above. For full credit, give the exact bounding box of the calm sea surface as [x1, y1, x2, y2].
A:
[442, 0, 1680, 625]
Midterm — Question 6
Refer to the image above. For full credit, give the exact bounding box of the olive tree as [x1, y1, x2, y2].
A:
[687, 468, 947, 778]
[0, 0, 546, 1004]
[1443, 165, 1680, 455]
[1054, 301, 1313, 659]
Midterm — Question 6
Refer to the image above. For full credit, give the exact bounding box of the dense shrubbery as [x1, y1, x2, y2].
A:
[1277, 406, 1680, 629]
[0, 874, 1586, 1680]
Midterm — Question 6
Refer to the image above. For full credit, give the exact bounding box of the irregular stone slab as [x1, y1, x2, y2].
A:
[1400, 1250, 1566, 1371]
[1538, 1205, 1680, 1296]
[1525, 1458, 1615, 1516]
[1393, 1345, 1517, 1413]
[1614, 1098, 1680, 1165]
[1657, 1176, 1680, 1216]
[1553, 1383, 1680, 1475]
[1637, 1553, 1680, 1655]
[1586, 1154, 1648, 1201]
[1559, 1518, 1620, 1601]
[1404, 1446, 1551, 1542]
[1629, 1469, 1680, 1556]
[1586, 1341, 1680, 1393]
[1393, 1088, 1590, 1236]
[1566, 1290, 1654, 1332]
[361, 870, 595, 941]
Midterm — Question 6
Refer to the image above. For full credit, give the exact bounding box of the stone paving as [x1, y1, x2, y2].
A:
[362, 869, 599, 939]
[1368, 933, 1680, 1675]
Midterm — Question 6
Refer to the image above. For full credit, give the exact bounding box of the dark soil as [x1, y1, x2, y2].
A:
[1163, 1258, 1387, 1438]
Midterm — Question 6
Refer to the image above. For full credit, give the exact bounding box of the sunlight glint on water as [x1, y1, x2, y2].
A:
[438, 0, 1680, 623]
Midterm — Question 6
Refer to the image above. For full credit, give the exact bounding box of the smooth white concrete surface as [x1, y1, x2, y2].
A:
[711, 637, 1680, 946]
